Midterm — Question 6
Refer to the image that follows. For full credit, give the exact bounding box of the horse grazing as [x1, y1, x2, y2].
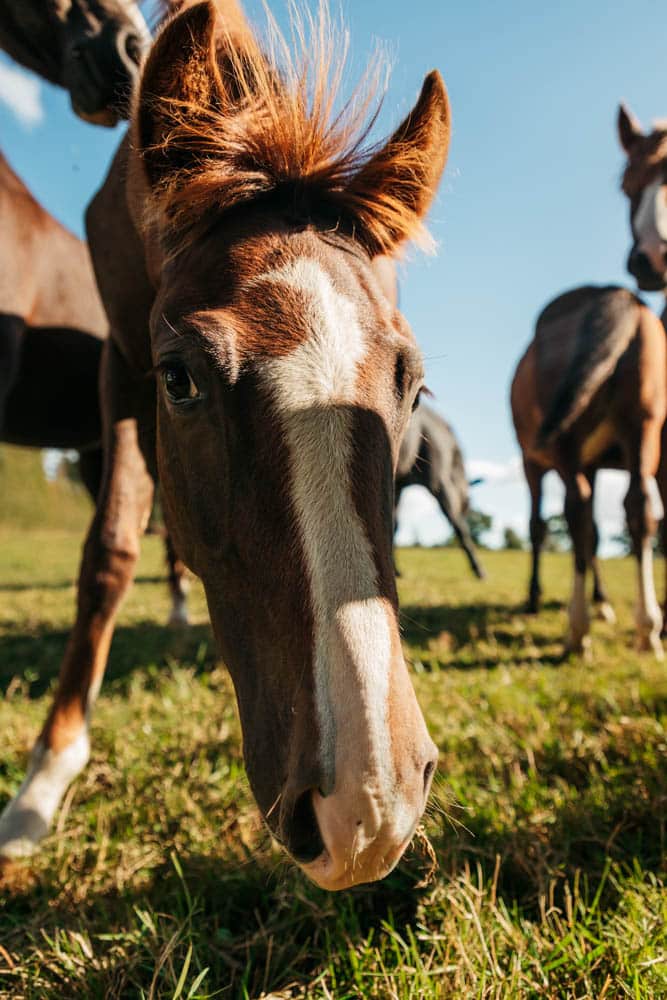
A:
[0, 150, 190, 624]
[396, 402, 484, 578]
[0, 1, 451, 891]
[0, 0, 150, 125]
[511, 284, 666, 658]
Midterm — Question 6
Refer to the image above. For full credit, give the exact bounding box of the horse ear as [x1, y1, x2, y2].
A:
[346, 71, 451, 255]
[618, 103, 643, 154]
[137, 2, 222, 187]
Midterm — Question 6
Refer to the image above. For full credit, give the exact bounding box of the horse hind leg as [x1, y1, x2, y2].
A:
[563, 472, 594, 658]
[524, 460, 545, 613]
[625, 443, 663, 659]
[591, 510, 616, 624]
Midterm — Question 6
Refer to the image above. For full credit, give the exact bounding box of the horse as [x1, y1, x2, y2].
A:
[0, 149, 190, 625]
[395, 402, 485, 578]
[511, 283, 666, 658]
[515, 106, 667, 642]
[0, 0, 150, 125]
[0, 0, 451, 891]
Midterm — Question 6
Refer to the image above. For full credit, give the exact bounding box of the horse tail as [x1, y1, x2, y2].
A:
[537, 288, 640, 448]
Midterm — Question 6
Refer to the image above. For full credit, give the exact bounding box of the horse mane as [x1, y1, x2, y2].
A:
[143, 1, 436, 255]
[621, 124, 667, 196]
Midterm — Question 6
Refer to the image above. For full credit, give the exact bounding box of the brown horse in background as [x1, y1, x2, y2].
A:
[0, 0, 150, 125]
[0, 0, 451, 891]
[0, 150, 190, 623]
[511, 285, 666, 658]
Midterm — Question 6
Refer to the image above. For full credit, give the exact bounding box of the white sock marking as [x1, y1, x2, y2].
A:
[0, 729, 89, 857]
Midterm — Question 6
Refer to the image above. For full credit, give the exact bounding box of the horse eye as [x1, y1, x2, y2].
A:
[411, 388, 422, 413]
[162, 362, 199, 404]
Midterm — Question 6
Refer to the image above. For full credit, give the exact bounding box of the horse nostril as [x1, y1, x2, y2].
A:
[123, 33, 142, 68]
[285, 790, 324, 863]
[423, 757, 437, 796]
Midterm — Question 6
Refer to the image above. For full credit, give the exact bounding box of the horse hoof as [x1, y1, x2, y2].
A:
[564, 635, 592, 662]
[167, 600, 190, 627]
[595, 602, 616, 625]
[636, 633, 664, 660]
[0, 803, 46, 859]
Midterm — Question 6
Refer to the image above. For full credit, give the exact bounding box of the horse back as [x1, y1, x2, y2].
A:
[0, 152, 107, 336]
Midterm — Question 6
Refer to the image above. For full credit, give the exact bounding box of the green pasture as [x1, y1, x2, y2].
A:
[0, 446, 666, 998]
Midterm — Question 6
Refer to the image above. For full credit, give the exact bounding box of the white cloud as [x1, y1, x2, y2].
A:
[467, 456, 522, 485]
[0, 61, 44, 128]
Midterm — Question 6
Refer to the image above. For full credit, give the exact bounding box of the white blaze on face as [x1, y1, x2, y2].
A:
[256, 258, 393, 795]
[634, 179, 667, 274]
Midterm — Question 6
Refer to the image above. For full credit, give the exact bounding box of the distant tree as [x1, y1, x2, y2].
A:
[544, 513, 570, 552]
[613, 521, 665, 556]
[58, 452, 82, 485]
[503, 526, 524, 550]
[611, 525, 632, 555]
[467, 508, 493, 548]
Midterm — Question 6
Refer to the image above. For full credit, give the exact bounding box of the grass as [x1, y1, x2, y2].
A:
[1, 521, 667, 998]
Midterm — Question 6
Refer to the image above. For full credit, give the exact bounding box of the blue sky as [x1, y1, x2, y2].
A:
[2, 0, 667, 547]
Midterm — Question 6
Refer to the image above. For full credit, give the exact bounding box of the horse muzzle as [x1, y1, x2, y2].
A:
[64, 20, 149, 125]
[628, 246, 667, 292]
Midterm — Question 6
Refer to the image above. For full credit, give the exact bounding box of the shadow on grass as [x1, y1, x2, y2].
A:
[0, 622, 216, 699]
[0, 846, 428, 998]
[2, 757, 666, 999]
[400, 601, 568, 668]
[433, 738, 667, 917]
[0, 574, 178, 593]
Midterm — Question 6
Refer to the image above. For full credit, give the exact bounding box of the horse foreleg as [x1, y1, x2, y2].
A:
[625, 424, 663, 658]
[524, 460, 545, 613]
[165, 532, 190, 626]
[0, 314, 25, 432]
[392, 483, 403, 578]
[78, 446, 104, 504]
[0, 341, 155, 858]
[563, 472, 594, 658]
[591, 518, 616, 623]
[436, 487, 485, 580]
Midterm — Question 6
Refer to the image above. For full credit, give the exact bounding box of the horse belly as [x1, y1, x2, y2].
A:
[580, 420, 616, 465]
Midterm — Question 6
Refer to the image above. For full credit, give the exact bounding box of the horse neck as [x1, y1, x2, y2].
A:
[0, 1, 64, 88]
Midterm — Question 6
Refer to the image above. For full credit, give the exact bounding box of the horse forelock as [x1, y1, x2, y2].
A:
[140, 0, 436, 258]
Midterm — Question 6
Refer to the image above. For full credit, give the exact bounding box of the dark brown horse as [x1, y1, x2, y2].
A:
[514, 106, 667, 651]
[0, 150, 190, 623]
[511, 284, 666, 658]
[0, 0, 150, 124]
[0, 1, 451, 890]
